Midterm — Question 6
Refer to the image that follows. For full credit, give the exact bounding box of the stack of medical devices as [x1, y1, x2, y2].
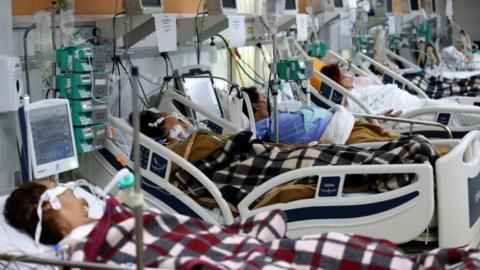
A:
[56, 43, 109, 154]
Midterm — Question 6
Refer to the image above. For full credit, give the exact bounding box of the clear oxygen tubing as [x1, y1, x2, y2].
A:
[130, 66, 144, 270]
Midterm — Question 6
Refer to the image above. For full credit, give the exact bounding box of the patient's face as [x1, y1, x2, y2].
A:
[40, 181, 91, 236]
[339, 72, 353, 90]
[253, 92, 269, 119]
[162, 115, 188, 138]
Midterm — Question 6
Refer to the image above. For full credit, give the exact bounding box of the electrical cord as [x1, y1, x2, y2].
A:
[119, 60, 149, 107]
[214, 34, 265, 86]
[112, 11, 126, 74]
[125, 58, 150, 103]
[194, 0, 207, 65]
[234, 48, 265, 81]
[165, 53, 175, 73]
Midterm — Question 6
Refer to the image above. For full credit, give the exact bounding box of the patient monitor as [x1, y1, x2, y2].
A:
[284, 0, 299, 15]
[175, 66, 224, 123]
[206, 0, 238, 16]
[123, 0, 164, 14]
[24, 98, 78, 179]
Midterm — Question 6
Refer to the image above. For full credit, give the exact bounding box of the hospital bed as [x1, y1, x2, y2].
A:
[77, 109, 480, 249]
[382, 48, 480, 80]
[307, 51, 480, 138]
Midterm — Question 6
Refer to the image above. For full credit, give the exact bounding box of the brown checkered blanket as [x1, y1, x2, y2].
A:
[176, 132, 439, 205]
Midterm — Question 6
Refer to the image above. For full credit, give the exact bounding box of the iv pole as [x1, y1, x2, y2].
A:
[130, 66, 145, 270]
[264, 0, 286, 144]
[271, 32, 280, 143]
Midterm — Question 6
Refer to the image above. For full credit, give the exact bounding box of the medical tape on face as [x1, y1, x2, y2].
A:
[148, 117, 165, 128]
[34, 186, 68, 246]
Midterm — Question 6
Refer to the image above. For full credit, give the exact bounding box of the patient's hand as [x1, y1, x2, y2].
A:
[381, 109, 402, 117]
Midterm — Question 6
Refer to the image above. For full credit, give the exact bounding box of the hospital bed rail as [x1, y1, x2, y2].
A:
[435, 130, 480, 248]
[353, 113, 453, 139]
[310, 70, 373, 115]
[354, 52, 429, 99]
[238, 163, 434, 243]
[385, 48, 422, 70]
[0, 254, 134, 270]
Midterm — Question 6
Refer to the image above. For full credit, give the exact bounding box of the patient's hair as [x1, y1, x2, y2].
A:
[4, 181, 64, 245]
[241, 86, 260, 115]
[321, 64, 342, 84]
[131, 110, 169, 139]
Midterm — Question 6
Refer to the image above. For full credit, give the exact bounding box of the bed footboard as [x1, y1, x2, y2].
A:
[436, 130, 480, 248]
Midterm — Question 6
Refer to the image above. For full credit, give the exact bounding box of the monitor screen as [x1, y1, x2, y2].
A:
[334, 0, 343, 8]
[182, 74, 223, 122]
[410, 0, 419, 10]
[30, 104, 75, 166]
[222, 0, 236, 9]
[141, 0, 162, 7]
[285, 0, 296, 10]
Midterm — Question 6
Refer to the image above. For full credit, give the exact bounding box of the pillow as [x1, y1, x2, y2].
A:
[320, 106, 355, 144]
[310, 57, 326, 90]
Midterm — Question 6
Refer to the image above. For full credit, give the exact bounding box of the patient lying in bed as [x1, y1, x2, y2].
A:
[321, 63, 480, 127]
[136, 111, 440, 206]
[241, 86, 381, 145]
[373, 51, 480, 99]
[4, 180, 480, 269]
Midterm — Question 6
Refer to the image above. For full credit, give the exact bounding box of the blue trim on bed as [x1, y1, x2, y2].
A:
[284, 191, 419, 222]
[99, 149, 201, 219]
[300, 87, 332, 109]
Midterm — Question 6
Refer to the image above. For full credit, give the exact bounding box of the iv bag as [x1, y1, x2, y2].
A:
[445, 0, 453, 22]
[263, 0, 286, 33]
[34, 10, 53, 73]
[60, 0, 76, 46]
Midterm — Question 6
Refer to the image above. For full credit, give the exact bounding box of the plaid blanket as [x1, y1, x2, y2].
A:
[70, 198, 480, 269]
[176, 132, 438, 205]
[408, 74, 480, 99]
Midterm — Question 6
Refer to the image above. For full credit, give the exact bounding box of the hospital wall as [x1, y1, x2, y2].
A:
[452, 0, 480, 42]
[0, 0, 18, 193]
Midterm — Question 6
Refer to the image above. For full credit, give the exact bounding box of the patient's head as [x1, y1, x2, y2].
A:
[321, 64, 353, 90]
[456, 42, 467, 54]
[136, 110, 190, 145]
[4, 180, 94, 245]
[242, 86, 269, 122]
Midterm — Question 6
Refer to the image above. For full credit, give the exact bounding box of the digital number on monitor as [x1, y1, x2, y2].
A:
[30, 105, 75, 165]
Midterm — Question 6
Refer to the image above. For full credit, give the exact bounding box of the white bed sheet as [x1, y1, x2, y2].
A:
[0, 194, 56, 270]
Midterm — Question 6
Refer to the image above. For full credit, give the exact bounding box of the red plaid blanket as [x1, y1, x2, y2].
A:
[70, 198, 480, 269]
